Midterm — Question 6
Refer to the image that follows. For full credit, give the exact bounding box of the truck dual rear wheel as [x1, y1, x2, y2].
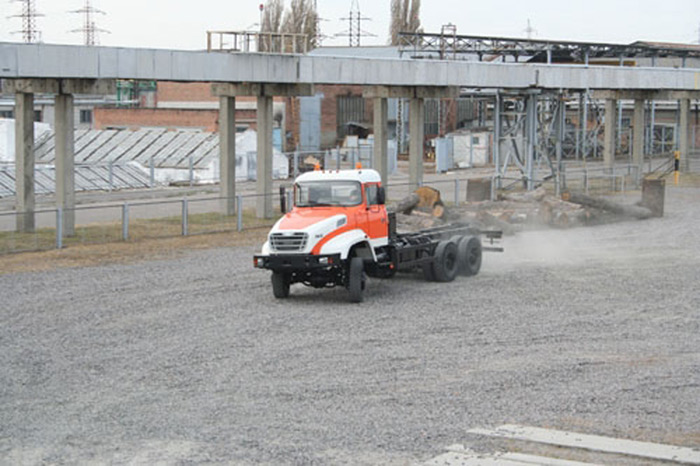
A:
[457, 236, 482, 276]
[432, 240, 460, 282]
[347, 257, 366, 303]
[271, 272, 291, 299]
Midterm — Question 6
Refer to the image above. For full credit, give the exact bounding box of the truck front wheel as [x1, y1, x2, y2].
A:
[271, 272, 291, 299]
[347, 257, 366, 303]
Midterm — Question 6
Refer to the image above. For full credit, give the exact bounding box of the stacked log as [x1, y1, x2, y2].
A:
[392, 186, 656, 235]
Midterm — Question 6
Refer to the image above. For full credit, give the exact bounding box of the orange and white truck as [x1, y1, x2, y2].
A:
[253, 167, 501, 302]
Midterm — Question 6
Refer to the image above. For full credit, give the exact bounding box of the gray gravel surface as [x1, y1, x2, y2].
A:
[1, 188, 699, 465]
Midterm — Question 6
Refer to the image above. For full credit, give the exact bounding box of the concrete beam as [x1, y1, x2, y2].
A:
[59, 79, 116, 94]
[4, 78, 115, 94]
[55, 93, 75, 236]
[603, 98, 617, 170]
[15, 92, 34, 232]
[363, 85, 460, 99]
[632, 99, 645, 171]
[212, 82, 314, 97]
[6, 43, 700, 91]
[372, 97, 388, 186]
[409, 98, 425, 192]
[219, 96, 236, 216]
[594, 90, 700, 100]
[256, 95, 274, 218]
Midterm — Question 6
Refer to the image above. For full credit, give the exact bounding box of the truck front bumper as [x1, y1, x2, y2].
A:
[254, 253, 342, 273]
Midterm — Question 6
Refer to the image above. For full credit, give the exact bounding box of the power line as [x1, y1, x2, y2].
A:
[8, 0, 43, 43]
[70, 0, 109, 46]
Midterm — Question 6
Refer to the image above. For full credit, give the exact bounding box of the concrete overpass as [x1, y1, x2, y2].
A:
[1, 42, 700, 233]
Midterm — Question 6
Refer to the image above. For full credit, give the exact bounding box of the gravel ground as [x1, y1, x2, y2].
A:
[1, 187, 699, 465]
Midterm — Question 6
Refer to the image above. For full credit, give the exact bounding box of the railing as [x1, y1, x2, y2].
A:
[206, 31, 310, 54]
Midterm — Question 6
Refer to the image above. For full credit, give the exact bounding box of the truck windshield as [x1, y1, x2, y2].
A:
[295, 180, 362, 207]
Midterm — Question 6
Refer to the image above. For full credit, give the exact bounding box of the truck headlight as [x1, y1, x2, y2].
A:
[318, 256, 333, 265]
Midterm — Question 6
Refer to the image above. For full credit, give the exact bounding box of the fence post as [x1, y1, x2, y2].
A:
[336, 146, 341, 170]
[149, 157, 155, 188]
[56, 207, 63, 249]
[454, 179, 459, 205]
[287, 190, 294, 213]
[236, 195, 243, 232]
[293, 150, 299, 177]
[122, 202, 129, 241]
[182, 199, 189, 236]
[189, 155, 194, 187]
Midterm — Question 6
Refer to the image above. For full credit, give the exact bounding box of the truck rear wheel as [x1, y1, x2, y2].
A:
[457, 236, 482, 276]
[347, 257, 366, 303]
[271, 272, 291, 299]
[433, 240, 459, 282]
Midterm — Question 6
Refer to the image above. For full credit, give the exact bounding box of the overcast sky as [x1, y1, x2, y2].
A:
[1, 0, 699, 49]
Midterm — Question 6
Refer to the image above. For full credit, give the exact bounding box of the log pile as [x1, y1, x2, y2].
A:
[391, 186, 657, 235]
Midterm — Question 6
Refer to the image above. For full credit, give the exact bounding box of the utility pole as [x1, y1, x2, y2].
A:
[524, 18, 537, 40]
[337, 0, 374, 47]
[9, 0, 43, 43]
[70, 0, 109, 46]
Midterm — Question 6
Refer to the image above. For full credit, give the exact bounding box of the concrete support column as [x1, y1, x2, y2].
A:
[679, 98, 690, 172]
[15, 92, 35, 233]
[372, 97, 388, 186]
[55, 94, 75, 236]
[409, 98, 424, 191]
[632, 99, 645, 172]
[219, 96, 236, 215]
[256, 95, 274, 218]
[603, 98, 617, 170]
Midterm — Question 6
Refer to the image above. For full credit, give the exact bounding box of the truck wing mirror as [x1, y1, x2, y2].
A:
[377, 187, 386, 205]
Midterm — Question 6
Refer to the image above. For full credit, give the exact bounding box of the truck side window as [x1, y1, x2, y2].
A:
[365, 185, 378, 205]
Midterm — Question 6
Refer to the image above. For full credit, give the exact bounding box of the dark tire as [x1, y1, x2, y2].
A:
[457, 236, 482, 276]
[433, 240, 460, 282]
[347, 257, 366, 303]
[271, 272, 290, 299]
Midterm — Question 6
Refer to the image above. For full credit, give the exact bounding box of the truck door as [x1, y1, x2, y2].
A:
[364, 183, 388, 242]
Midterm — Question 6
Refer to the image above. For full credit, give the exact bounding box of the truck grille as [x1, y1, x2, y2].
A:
[270, 232, 308, 252]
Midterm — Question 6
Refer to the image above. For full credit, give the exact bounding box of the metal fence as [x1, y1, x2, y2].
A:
[0, 157, 679, 255]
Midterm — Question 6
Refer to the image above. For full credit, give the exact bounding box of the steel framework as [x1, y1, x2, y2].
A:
[9, 0, 42, 43]
[70, 0, 109, 46]
[398, 32, 700, 63]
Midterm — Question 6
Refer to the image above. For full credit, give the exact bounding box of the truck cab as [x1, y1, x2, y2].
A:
[254, 168, 390, 302]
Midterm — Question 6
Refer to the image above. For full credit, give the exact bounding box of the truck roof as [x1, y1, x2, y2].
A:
[295, 169, 382, 184]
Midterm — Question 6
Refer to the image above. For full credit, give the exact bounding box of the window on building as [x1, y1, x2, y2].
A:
[80, 109, 93, 124]
[34, 110, 42, 122]
[336, 95, 366, 140]
[0, 110, 13, 119]
[424, 99, 439, 136]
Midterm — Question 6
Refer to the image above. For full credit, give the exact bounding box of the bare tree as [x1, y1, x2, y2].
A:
[390, 0, 422, 46]
[260, 0, 284, 51]
[281, 0, 318, 52]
